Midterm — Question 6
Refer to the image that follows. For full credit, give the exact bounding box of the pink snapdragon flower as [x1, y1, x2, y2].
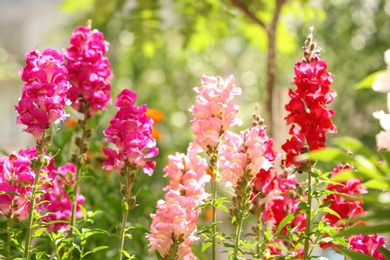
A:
[147, 190, 199, 259]
[15, 48, 71, 143]
[148, 143, 209, 259]
[190, 75, 242, 152]
[40, 163, 85, 232]
[0, 147, 53, 221]
[103, 89, 158, 175]
[219, 127, 272, 188]
[64, 26, 112, 116]
[349, 234, 386, 260]
[163, 142, 210, 202]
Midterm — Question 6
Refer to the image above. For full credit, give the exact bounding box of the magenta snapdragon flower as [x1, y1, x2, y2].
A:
[190, 75, 242, 152]
[349, 234, 386, 259]
[64, 26, 112, 116]
[15, 48, 71, 143]
[103, 89, 158, 175]
[0, 147, 53, 221]
[40, 162, 85, 232]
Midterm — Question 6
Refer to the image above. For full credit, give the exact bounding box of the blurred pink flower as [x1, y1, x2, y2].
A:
[190, 75, 242, 152]
[0, 147, 53, 221]
[15, 48, 71, 143]
[64, 26, 112, 116]
[40, 162, 85, 232]
[349, 234, 386, 260]
[103, 89, 158, 175]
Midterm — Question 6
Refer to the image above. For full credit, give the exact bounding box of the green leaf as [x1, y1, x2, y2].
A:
[364, 179, 390, 190]
[339, 248, 377, 260]
[319, 206, 341, 219]
[379, 247, 390, 260]
[34, 228, 46, 237]
[336, 224, 390, 237]
[355, 70, 387, 89]
[202, 241, 212, 252]
[274, 213, 295, 235]
[306, 148, 350, 162]
[60, 0, 94, 13]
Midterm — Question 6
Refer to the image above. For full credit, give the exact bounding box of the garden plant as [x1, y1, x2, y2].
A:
[0, 11, 390, 260]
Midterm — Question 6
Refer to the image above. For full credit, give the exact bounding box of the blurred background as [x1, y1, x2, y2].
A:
[1, 0, 390, 258]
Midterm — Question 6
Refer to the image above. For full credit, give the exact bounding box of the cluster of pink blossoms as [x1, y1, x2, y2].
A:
[148, 143, 210, 259]
[0, 147, 51, 221]
[15, 48, 71, 143]
[64, 26, 112, 116]
[190, 75, 242, 152]
[103, 89, 158, 175]
[349, 234, 386, 259]
[282, 48, 336, 169]
[219, 127, 272, 188]
[320, 164, 386, 258]
[40, 162, 85, 232]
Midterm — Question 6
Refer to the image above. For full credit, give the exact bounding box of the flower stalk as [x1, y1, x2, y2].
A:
[303, 171, 312, 259]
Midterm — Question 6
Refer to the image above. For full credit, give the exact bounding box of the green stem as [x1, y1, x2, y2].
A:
[303, 171, 312, 260]
[233, 216, 243, 259]
[118, 209, 129, 260]
[68, 110, 90, 260]
[118, 167, 136, 260]
[6, 213, 14, 260]
[24, 153, 43, 260]
[210, 153, 218, 260]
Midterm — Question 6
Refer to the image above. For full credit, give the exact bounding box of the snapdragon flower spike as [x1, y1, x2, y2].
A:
[40, 163, 85, 232]
[190, 75, 242, 153]
[64, 26, 112, 116]
[147, 190, 198, 260]
[15, 48, 71, 143]
[163, 142, 211, 202]
[219, 127, 272, 188]
[103, 89, 158, 175]
[349, 234, 386, 260]
[282, 36, 336, 169]
[0, 147, 53, 221]
[148, 142, 209, 259]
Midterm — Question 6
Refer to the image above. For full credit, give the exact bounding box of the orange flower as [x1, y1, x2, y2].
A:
[206, 167, 214, 180]
[66, 118, 78, 129]
[145, 108, 165, 124]
[152, 128, 162, 140]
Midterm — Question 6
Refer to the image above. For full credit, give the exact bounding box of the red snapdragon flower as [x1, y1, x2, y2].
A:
[282, 47, 336, 169]
[64, 26, 112, 116]
[15, 48, 71, 143]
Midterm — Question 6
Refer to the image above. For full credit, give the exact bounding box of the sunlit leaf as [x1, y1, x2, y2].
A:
[336, 224, 390, 237]
[339, 248, 377, 260]
[355, 70, 387, 89]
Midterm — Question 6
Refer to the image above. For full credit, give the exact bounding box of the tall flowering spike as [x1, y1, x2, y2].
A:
[190, 75, 242, 153]
[0, 147, 53, 221]
[282, 29, 337, 169]
[148, 142, 209, 259]
[103, 89, 158, 175]
[40, 163, 85, 232]
[15, 48, 71, 143]
[64, 26, 112, 116]
[349, 234, 386, 260]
